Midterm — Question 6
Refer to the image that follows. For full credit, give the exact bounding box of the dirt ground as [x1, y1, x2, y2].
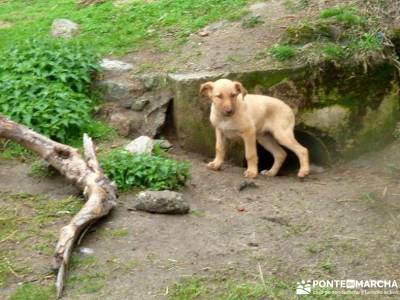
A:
[121, 0, 345, 74]
[1, 138, 400, 299]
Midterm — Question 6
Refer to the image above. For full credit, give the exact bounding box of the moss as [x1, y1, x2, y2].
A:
[8, 283, 56, 300]
[347, 83, 400, 156]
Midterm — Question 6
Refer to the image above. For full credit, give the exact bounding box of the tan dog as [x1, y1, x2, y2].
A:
[200, 79, 310, 178]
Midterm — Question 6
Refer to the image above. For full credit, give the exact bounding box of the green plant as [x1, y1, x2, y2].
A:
[0, 0, 247, 55]
[0, 140, 33, 160]
[0, 39, 100, 143]
[29, 161, 56, 178]
[241, 15, 264, 29]
[322, 43, 347, 60]
[355, 32, 382, 52]
[319, 6, 366, 26]
[8, 283, 55, 300]
[269, 44, 296, 61]
[100, 150, 189, 191]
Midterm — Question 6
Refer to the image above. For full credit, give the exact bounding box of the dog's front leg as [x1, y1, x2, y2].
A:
[207, 128, 226, 171]
[242, 130, 258, 178]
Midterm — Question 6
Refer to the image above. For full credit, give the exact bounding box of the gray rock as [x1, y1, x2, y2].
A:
[249, 2, 269, 12]
[141, 92, 172, 137]
[237, 180, 258, 192]
[124, 136, 154, 155]
[203, 20, 228, 32]
[154, 139, 172, 149]
[134, 191, 190, 214]
[100, 104, 144, 137]
[131, 97, 150, 111]
[96, 79, 144, 102]
[51, 19, 79, 39]
[100, 59, 133, 72]
[299, 105, 350, 138]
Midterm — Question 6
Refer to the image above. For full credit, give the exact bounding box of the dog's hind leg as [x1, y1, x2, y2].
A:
[257, 134, 287, 177]
[273, 130, 310, 178]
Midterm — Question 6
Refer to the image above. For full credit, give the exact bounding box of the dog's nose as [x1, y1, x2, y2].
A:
[223, 108, 233, 115]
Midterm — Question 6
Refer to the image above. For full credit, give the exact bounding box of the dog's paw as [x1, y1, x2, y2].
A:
[207, 161, 222, 171]
[243, 169, 258, 178]
[297, 168, 310, 178]
[260, 169, 278, 177]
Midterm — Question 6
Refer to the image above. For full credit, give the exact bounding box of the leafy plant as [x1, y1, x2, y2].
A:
[0, 39, 100, 143]
[269, 44, 296, 61]
[100, 150, 189, 191]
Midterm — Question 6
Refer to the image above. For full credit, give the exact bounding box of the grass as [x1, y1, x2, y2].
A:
[0, 192, 83, 288]
[28, 161, 56, 178]
[0, 0, 248, 56]
[269, 44, 296, 61]
[0, 141, 34, 161]
[169, 275, 294, 300]
[269, 4, 387, 64]
[8, 283, 55, 300]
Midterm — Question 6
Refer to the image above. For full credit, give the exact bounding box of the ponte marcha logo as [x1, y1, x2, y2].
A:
[296, 280, 312, 295]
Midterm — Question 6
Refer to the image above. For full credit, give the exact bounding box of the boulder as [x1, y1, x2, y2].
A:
[133, 191, 190, 214]
[124, 136, 154, 155]
[51, 19, 79, 39]
[100, 59, 133, 72]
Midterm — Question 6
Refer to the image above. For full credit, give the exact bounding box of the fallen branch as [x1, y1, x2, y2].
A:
[0, 115, 117, 298]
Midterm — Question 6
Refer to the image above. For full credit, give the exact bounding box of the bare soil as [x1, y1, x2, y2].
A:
[1, 139, 400, 299]
[120, 0, 344, 74]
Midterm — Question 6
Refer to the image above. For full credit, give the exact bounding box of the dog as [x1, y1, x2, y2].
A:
[199, 79, 309, 178]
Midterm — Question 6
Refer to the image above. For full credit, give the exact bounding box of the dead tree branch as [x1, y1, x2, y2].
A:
[0, 115, 117, 298]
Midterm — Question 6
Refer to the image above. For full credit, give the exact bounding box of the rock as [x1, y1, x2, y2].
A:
[203, 20, 228, 32]
[249, 2, 269, 12]
[310, 164, 325, 174]
[131, 97, 149, 111]
[299, 105, 351, 139]
[106, 109, 142, 136]
[100, 59, 133, 72]
[141, 91, 172, 137]
[154, 139, 172, 149]
[199, 31, 209, 37]
[133, 191, 190, 214]
[237, 180, 258, 192]
[51, 19, 79, 39]
[124, 136, 154, 155]
[78, 247, 94, 255]
[96, 79, 145, 102]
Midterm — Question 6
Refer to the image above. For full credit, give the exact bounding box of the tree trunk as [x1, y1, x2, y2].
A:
[0, 115, 117, 298]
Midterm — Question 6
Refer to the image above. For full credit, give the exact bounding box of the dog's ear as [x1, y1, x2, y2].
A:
[234, 81, 247, 97]
[199, 81, 214, 99]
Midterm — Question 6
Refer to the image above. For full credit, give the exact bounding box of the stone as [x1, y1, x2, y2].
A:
[101, 105, 142, 136]
[133, 191, 190, 214]
[249, 2, 269, 12]
[96, 79, 145, 102]
[141, 91, 172, 137]
[154, 139, 172, 149]
[237, 180, 258, 191]
[131, 97, 149, 111]
[124, 136, 154, 155]
[51, 19, 79, 39]
[100, 59, 133, 72]
[299, 105, 351, 138]
[203, 20, 228, 32]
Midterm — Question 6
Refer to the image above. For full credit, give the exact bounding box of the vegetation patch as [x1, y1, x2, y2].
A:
[268, 4, 389, 64]
[0, 0, 247, 55]
[8, 283, 55, 300]
[100, 150, 190, 191]
[0, 192, 82, 288]
[0, 39, 100, 144]
[169, 274, 294, 300]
